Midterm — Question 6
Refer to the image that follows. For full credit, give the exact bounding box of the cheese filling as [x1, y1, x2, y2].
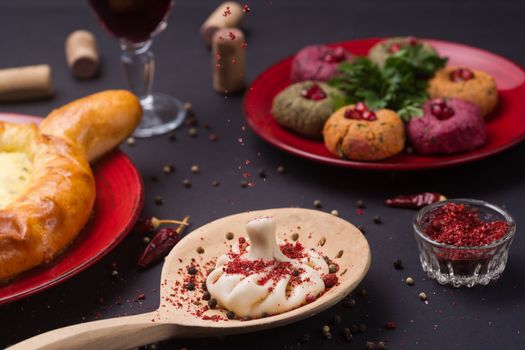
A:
[0, 152, 33, 209]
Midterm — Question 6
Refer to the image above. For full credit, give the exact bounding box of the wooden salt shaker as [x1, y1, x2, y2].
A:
[201, 1, 245, 46]
[0, 65, 53, 102]
[212, 28, 246, 93]
[65, 30, 99, 79]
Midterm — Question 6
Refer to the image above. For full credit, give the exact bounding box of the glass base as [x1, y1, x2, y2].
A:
[133, 93, 186, 138]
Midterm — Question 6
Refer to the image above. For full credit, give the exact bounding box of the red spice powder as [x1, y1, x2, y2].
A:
[322, 274, 338, 288]
[424, 203, 509, 247]
[280, 241, 307, 259]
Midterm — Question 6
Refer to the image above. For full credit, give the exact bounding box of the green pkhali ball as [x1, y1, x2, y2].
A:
[271, 81, 345, 138]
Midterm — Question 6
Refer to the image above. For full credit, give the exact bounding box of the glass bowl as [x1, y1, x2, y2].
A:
[413, 198, 516, 287]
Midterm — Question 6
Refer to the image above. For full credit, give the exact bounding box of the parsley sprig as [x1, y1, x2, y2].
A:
[329, 44, 448, 121]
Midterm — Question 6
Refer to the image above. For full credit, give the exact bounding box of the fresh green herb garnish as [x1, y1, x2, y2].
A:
[329, 44, 448, 121]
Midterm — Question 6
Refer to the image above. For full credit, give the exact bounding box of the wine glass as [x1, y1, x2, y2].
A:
[89, 0, 186, 137]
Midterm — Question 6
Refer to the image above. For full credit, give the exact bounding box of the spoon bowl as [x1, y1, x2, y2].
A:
[9, 208, 370, 350]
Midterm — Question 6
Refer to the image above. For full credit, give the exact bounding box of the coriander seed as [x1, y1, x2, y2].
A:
[163, 165, 174, 174]
[191, 165, 200, 174]
[405, 277, 414, 286]
[330, 209, 339, 216]
[126, 137, 136, 146]
[188, 127, 198, 137]
[418, 292, 428, 301]
[313, 199, 322, 208]
[393, 259, 403, 270]
[183, 179, 191, 188]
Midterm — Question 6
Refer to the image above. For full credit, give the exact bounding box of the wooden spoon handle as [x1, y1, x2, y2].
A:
[7, 312, 179, 350]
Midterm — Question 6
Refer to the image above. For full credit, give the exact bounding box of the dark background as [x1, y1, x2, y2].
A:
[1, 0, 525, 349]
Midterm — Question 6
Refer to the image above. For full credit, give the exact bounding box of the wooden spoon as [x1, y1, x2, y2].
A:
[9, 208, 371, 350]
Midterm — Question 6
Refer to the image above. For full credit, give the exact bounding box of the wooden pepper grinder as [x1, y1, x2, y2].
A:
[212, 28, 246, 93]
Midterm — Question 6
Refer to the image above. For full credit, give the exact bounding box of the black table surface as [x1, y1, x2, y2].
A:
[1, 0, 525, 349]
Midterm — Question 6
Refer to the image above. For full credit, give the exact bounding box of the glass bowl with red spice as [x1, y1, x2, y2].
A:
[413, 199, 516, 287]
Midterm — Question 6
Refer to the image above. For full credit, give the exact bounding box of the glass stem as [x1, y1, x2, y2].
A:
[120, 39, 154, 100]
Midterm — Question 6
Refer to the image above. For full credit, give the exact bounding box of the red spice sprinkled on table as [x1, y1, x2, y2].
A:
[241, 42, 248, 49]
[242, 4, 251, 12]
[424, 203, 509, 246]
[385, 321, 397, 329]
[386, 192, 446, 209]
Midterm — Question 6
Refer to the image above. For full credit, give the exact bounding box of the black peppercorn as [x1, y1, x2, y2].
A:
[202, 291, 211, 301]
[201, 282, 208, 291]
[207, 298, 217, 309]
[186, 282, 195, 291]
[377, 341, 388, 350]
[373, 215, 382, 224]
[331, 315, 342, 325]
[299, 334, 310, 344]
[242, 316, 252, 321]
[226, 311, 235, 319]
[154, 196, 163, 206]
[366, 341, 377, 350]
[258, 169, 267, 178]
[350, 324, 358, 333]
[187, 266, 197, 275]
[342, 327, 352, 342]
[358, 323, 367, 333]
[393, 259, 403, 270]
[183, 179, 192, 188]
[356, 199, 366, 208]
[342, 297, 356, 308]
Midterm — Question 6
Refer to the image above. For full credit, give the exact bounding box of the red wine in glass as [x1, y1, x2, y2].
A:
[89, 0, 172, 43]
[88, 0, 186, 138]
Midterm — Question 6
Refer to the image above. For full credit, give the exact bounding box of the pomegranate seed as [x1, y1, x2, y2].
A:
[344, 109, 361, 119]
[323, 47, 346, 63]
[430, 104, 443, 117]
[301, 83, 327, 101]
[406, 36, 418, 45]
[344, 102, 377, 121]
[431, 100, 455, 120]
[442, 106, 455, 118]
[389, 43, 402, 53]
[362, 110, 377, 121]
[332, 47, 345, 60]
[450, 68, 475, 82]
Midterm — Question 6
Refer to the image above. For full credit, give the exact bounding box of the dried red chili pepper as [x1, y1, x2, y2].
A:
[385, 192, 446, 209]
[138, 216, 190, 267]
[133, 216, 188, 235]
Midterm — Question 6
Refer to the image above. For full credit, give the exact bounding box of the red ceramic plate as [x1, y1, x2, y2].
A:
[0, 113, 144, 304]
[244, 38, 525, 170]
